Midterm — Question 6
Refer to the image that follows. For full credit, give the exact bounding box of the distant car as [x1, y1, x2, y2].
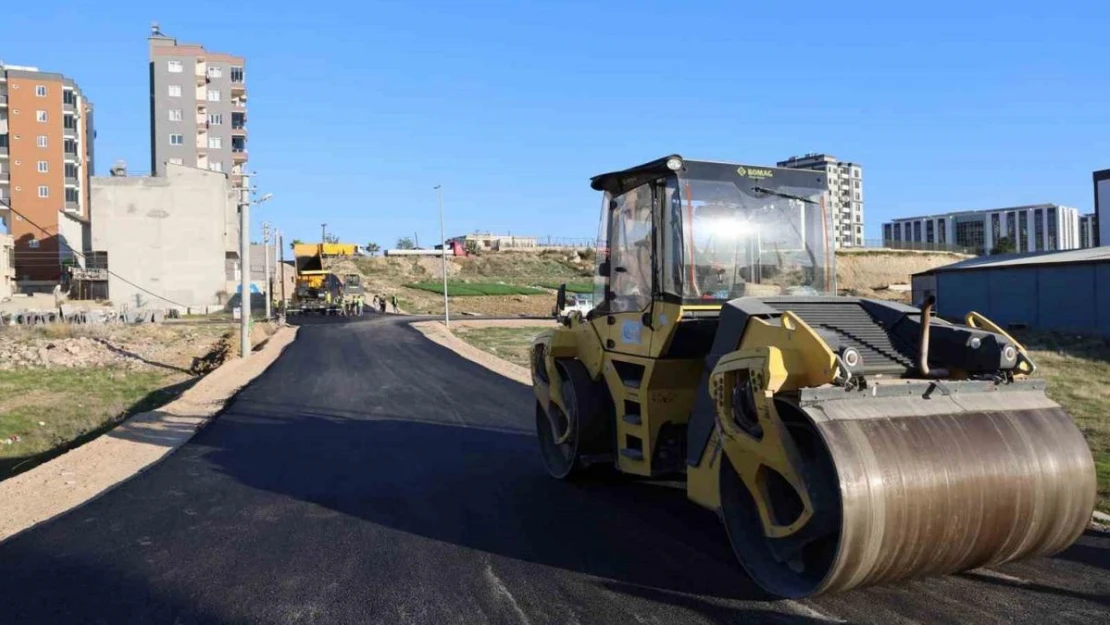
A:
[556, 292, 595, 319]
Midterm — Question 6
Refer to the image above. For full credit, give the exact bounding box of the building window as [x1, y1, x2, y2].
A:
[209, 161, 224, 172]
[169, 133, 184, 145]
[207, 89, 221, 102]
[64, 138, 77, 154]
[168, 109, 183, 121]
[37, 161, 48, 173]
[937, 220, 947, 244]
[29, 239, 40, 249]
[168, 60, 183, 73]
[230, 66, 244, 83]
[1006, 211, 1017, 244]
[36, 110, 47, 122]
[883, 223, 892, 243]
[168, 85, 181, 97]
[926, 220, 934, 243]
[63, 114, 77, 131]
[37, 185, 49, 198]
[35, 85, 46, 97]
[36, 135, 47, 148]
[1034, 209, 1044, 251]
[209, 113, 223, 125]
[913, 221, 922, 242]
[168, 157, 184, 165]
[63, 90, 76, 106]
[65, 187, 79, 203]
[208, 66, 223, 78]
[65, 162, 77, 178]
[208, 137, 222, 149]
[991, 213, 1001, 247]
[1047, 207, 1057, 249]
[1019, 211, 1028, 251]
[955, 219, 985, 253]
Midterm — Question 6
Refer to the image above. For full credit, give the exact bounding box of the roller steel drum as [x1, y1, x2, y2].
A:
[721, 384, 1097, 598]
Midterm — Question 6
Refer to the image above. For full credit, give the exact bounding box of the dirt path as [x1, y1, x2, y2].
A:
[0, 326, 298, 543]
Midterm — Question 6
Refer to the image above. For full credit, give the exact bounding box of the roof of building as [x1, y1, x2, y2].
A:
[887, 203, 1076, 224]
[914, 246, 1110, 276]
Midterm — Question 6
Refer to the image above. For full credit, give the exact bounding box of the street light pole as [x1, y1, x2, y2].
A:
[239, 184, 252, 358]
[321, 223, 327, 244]
[263, 222, 272, 319]
[435, 184, 449, 328]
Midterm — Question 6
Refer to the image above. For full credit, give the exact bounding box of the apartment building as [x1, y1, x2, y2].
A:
[1079, 213, 1098, 249]
[777, 153, 864, 248]
[882, 204, 1080, 255]
[148, 24, 248, 190]
[0, 63, 94, 284]
[0, 232, 14, 300]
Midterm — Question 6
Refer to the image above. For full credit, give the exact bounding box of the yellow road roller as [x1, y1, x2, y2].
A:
[530, 155, 1096, 598]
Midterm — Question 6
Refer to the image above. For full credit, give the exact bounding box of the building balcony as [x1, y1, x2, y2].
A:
[230, 82, 246, 97]
[63, 100, 76, 113]
[0, 171, 9, 183]
[231, 98, 246, 110]
[232, 149, 248, 162]
[64, 200, 79, 212]
[231, 125, 247, 137]
[0, 94, 7, 106]
[65, 176, 78, 187]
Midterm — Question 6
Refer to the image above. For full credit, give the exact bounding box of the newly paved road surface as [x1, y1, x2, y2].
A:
[1, 315, 1107, 624]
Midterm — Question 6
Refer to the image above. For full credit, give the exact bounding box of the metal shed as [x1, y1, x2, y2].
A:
[912, 247, 1110, 335]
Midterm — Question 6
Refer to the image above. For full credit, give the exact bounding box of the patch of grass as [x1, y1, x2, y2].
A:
[1015, 331, 1110, 512]
[454, 326, 550, 368]
[403, 281, 546, 297]
[0, 367, 186, 479]
[533, 281, 593, 293]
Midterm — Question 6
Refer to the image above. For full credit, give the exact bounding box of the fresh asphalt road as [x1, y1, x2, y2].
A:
[1, 315, 1107, 624]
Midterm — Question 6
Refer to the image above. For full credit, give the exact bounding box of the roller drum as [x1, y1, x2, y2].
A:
[723, 388, 1097, 597]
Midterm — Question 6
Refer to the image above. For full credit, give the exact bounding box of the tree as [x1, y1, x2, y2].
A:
[324, 233, 340, 244]
[290, 238, 304, 250]
[464, 240, 481, 256]
[990, 236, 1016, 255]
[365, 242, 381, 256]
[396, 236, 415, 250]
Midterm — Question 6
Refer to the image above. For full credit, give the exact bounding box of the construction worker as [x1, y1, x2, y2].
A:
[391, 295, 398, 312]
[380, 295, 387, 313]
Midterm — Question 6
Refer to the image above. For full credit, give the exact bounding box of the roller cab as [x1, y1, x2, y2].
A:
[530, 155, 1096, 598]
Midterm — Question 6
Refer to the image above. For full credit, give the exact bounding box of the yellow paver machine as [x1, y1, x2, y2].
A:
[530, 155, 1096, 598]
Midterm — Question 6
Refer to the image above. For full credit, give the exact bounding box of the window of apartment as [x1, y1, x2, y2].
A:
[168, 157, 184, 165]
[36, 135, 48, 148]
[63, 138, 77, 154]
[1006, 212, 1017, 243]
[209, 161, 224, 172]
[65, 187, 79, 203]
[168, 60, 184, 73]
[1034, 209, 1045, 251]
[230, 66, 244, 82]
[37, 185, 49, 198]
[938, 220, 947, 244]
[207, 89, 220, 102]
[168, 109, 183, 122]
[852, 168, 860, 178]
[231, 112, 245, 129]
[208, 137, 222, 149]
[208, 66, 223, 78]
[36, 161, 48, 173]
[64, 162, 77, 178]
[169, 133, 184, 146]
[853, 180, 860, 189]
[926, 220, 934, 243]
[168, 85, 181, 97]
[35, 85, 46, 97]
[1019, 211, 1028, 251]
[28, 239, 40, 249]
[36, 110, 47, 122]
[913, 221, 922, 242]
[209, 113, 223, 125]
[63, 90, 76, 106]
[63, 114, 77, 130]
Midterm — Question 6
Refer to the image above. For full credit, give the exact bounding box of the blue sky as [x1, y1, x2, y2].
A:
[5, 1, 1108, 248]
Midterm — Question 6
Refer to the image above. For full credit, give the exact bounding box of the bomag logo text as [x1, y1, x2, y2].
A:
[737, 166, 773, 179]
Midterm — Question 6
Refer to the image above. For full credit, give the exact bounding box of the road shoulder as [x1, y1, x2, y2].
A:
[410, 320, 539, 385]
[0, 325, 299, 543]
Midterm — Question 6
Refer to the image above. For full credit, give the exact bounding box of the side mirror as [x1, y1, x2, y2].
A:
[598, 260, 610, 277]
[555, 284, 567, 314]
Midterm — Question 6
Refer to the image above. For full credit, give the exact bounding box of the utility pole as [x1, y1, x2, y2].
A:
[321, 223, 327, 244]
[239, 181, 252, 359]
[278, 229, 286, 319]
[435, 185, 449, 328]
[262, 222, 272, 319]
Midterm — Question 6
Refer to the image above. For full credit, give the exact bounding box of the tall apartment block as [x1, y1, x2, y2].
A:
[1079, 213, 1098, 249]
[777, 153, 864, 248]
[0, 63, 94, 284]
[1094, 168, 1110, 247]
[148, 24, 247, 190]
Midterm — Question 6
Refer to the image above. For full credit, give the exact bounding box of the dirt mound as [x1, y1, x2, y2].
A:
[837, 250, 969, 295]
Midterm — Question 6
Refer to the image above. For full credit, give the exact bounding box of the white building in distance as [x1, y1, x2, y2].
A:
[882, 204, 1080, 255]
[777, 153, 863, 248]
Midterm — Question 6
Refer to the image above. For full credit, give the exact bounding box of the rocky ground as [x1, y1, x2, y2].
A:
[0, 325, 235, 372]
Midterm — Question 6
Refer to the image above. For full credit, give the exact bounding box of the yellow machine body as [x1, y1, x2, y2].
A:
[530, 155, 1096, 598]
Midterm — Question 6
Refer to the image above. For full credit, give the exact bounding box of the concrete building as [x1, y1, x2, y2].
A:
[1094, 168, 1110, 247]
[912, 247, 1110, 336]
[882, 204, 1080, 255]
[445, 232, 538, 251]
[0, 233, 14, 300]
[1079, 213, 1098, 249]
[0, 62, 94, 285]
[777, 153, 863, 248]
[148, 24, 248, 191]
[89, 163, 239, 308]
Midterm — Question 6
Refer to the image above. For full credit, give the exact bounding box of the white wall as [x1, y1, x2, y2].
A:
[91, 164, 237, 308]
